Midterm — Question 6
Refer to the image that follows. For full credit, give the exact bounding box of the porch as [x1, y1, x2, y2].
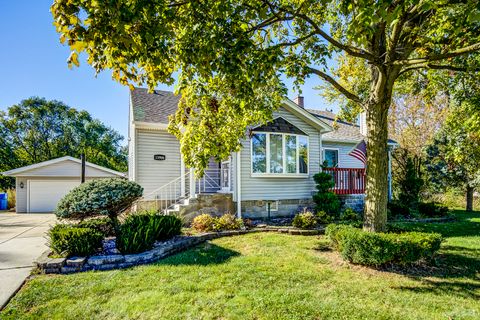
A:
[323, 167, 366, 195]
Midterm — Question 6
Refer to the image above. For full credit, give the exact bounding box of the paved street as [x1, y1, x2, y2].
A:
[0, 213, 55, 309]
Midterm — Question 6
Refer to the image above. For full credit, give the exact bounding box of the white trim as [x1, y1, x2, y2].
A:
[236, 151, 242, 218]
[180, 156, 186, 197]
[250, 131, 310, 177]
[2, 156, 124, 177]
[133, 121, 169, 130]
[322, 148, 340, 167]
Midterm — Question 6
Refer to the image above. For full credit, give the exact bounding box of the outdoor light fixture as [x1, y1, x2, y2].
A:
[19, 182, 24, 189]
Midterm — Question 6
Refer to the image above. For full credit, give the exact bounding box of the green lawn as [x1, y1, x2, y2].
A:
[2, 211, 479, 320]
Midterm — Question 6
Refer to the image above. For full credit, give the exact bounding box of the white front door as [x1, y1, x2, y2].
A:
[29, 180, 80, 212]
[220, 160, 231, 192]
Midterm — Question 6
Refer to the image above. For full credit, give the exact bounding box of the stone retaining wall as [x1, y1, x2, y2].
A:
[36, 227, 323, 274]
[338, 194, 365, 213]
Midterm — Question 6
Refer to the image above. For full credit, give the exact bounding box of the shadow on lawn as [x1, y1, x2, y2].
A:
[157, 242, 241, 266]
[389, 211, 480, 299]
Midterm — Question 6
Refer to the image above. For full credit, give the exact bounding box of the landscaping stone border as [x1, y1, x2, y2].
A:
[35, 227, 323, 274]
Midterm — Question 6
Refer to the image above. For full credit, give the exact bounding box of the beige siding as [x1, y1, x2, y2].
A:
[135, 129, 181, 196]
[240, 107, 322, 201]
[322, 142, 364, 169]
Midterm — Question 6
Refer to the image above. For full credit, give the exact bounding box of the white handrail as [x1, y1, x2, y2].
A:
[142, 171, 190, 200]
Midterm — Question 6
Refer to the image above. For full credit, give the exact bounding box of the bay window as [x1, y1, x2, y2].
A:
[251, 132, 309, 176]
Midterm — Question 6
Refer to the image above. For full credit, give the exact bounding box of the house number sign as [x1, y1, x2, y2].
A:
[154, 154, 166, 161]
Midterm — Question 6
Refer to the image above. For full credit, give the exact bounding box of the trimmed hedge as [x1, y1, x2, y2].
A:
[418, 202, 449, 217]
[48, 224, 103, 257]
[326, 224, 442, 266]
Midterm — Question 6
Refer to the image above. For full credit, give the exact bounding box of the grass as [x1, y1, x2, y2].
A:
[2, 211, 480, 320]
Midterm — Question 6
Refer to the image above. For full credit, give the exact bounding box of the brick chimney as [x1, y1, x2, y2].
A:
[294, 95, 304, 108]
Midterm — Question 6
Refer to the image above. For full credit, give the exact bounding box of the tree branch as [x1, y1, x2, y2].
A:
[398, 63, 480, 77]
[394, 42, 480, 66]
[307, 67, 364, 106]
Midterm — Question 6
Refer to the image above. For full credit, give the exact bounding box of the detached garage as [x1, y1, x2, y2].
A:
[2, 156, 124, 213]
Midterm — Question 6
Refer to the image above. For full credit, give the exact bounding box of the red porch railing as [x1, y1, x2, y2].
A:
[323, 168, 365, 195]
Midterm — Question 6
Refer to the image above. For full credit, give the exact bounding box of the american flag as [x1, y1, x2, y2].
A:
[349, 140, 367, 164]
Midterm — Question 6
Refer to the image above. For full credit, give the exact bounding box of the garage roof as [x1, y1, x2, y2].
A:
[2, 156, 125, 177]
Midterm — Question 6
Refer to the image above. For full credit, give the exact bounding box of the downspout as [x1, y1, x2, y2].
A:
[236, 150, 242, 218]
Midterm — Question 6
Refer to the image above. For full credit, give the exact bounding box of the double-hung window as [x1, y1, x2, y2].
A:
[251, 132, 309, 176]
[323, 149, 339, 167]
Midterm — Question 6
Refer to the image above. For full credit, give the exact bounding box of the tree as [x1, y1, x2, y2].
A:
[425, 106, 480, 211]
[392, 148, 423, 209]
[0, 97, 127, 182]
[51, 0, 480, 231]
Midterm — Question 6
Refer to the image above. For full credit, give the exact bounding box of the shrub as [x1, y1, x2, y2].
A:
[340, 208, 359, 222]
[387, 201, 411, 219]
[191, 214, 217, 232]
[326, 224, 442, 266]
[7, 189, 15, 210]
[292, 211, 317, 229]
[215, 213, 243, 231]
[312, 171, 341, 216]
[77, 217, 115, 237]
[317, 210, 334, 224]
[418, 202, 449, 217]
[55, 178, 143, 232]
[48, 224, 103, 257]
[155, 215, 183, 240]
[116, 214, 158, 254]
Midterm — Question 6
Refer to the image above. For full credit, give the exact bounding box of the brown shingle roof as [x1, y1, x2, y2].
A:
[307, 109, 364, 142]
[130, 87, 180, 123]
[130, 88, 365, 142]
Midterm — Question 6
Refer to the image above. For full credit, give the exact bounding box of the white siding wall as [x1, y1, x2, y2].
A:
[135, 129, 181, 196]
[322, 141, 365, 169]
[239, 107, 322, 201]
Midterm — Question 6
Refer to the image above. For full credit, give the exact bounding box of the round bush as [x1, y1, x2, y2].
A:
[55, 178, 143, 221]
[48, 224, 103, 257]
[191, 214, 217, 232]
[292, 211, 317, 229]
[215, 213, 243, 231]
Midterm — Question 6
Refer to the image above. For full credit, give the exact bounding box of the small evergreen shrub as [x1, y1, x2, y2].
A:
[191, 214, 217, 232]
[78, 217, 115, 237]
[326, 224, 442, 266]
[116, 214, 158, 254]
[312, 170, 341, 216]
[340, 208, 359, 222]
[418, 202, 449, 217]
[55, 178, 143, 232]
[317, 210, 334, 224]
[387, 200, 411, 219]
[292, 211, 317, 229]
[48, 224, 103, 257]
[214, 213, 243, 231]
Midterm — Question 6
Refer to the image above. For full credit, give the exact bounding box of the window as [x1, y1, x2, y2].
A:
[251, 132, 309, 175]
[324, 149, 339, 167]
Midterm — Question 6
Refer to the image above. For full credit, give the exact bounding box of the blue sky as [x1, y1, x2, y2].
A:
[0, 1, 334, 142]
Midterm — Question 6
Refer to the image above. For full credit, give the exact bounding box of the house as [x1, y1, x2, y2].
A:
[128, 88, 394, 219]
[2, 156, 124, 213]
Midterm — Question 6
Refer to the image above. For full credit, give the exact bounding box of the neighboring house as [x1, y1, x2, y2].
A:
[2, 156, 124, 213]
[128, 88, 394, 219]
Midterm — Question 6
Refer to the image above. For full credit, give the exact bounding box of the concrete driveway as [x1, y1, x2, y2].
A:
[0, 213, 56, 309]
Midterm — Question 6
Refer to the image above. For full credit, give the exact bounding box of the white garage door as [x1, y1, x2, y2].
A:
[29, 180, 80, 212]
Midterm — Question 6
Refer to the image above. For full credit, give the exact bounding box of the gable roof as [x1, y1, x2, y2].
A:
[131, 88, 180, 124]
[307, 109, 365, 143]
[2, 156, 125, 177]
[130, 88, 332, 133]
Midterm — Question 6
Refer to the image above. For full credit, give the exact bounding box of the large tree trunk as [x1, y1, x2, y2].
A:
[466, 186, 474, 212]
[363, 67, 396, 232]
